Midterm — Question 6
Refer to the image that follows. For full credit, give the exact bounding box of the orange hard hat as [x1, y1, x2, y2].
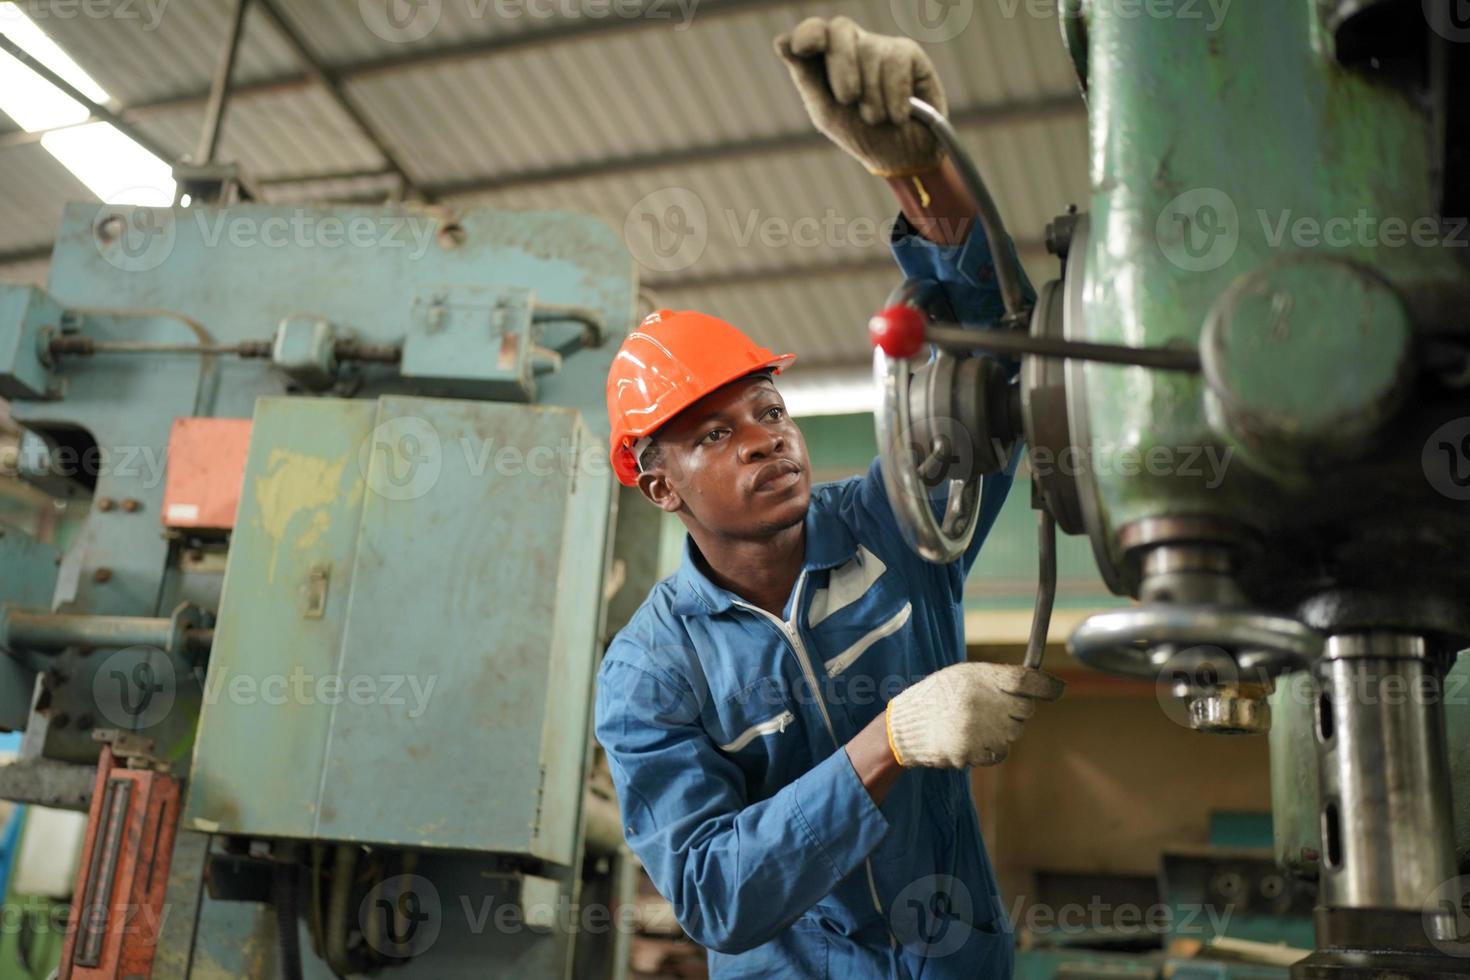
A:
[607, 309, 796, 486]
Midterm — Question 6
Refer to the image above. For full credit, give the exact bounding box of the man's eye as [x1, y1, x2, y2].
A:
[701, 429, 728, 445]
[763, 406, 785, 421]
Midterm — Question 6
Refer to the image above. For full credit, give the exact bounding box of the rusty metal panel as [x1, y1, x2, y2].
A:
[315, 395, 610, 861]
[184, 395, 611, 860]
[161, 418, 253, 531]
[183, 397, 374, 840]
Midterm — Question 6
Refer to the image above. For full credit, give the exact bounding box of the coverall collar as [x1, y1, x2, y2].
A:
[670, 498, 859, 617]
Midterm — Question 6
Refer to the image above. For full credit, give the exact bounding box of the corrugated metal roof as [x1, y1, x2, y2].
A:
[0, 140, 92, 254]
[0, 0, 1088, 373]
[25, 1, 300, 106]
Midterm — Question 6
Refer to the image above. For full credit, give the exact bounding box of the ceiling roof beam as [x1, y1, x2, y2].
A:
[432, 95, 1082, 199]
[246, 93, 1081, 200]
[80, 0, 794, 123]
[648, 239, 1051, 291]
[251, 0, 421, 200]
[0, 244, 54, 265]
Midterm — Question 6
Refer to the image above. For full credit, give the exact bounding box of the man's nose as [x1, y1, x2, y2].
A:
[737, 424, 784, 462]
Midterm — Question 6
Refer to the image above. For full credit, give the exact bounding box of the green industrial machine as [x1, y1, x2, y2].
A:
[0, 198, 642, 977]
[870, 2, 1469, 977]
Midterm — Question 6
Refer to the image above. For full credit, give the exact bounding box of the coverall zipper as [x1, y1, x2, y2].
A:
[731, 571, 894, 944]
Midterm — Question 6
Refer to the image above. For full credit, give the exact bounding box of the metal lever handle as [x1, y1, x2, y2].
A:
[870, 100, 1034, 565]
[1023, 508, 1057, 671]
[907, 97, 1030, 325]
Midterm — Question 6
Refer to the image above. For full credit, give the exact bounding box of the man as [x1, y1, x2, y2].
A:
[595, 17, 1064, 978]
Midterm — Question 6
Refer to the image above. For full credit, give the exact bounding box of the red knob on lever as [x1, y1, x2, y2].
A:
[868, 305, 928, 359]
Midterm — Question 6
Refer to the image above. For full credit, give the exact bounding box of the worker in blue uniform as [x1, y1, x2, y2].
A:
[596, 17, 1065, 978]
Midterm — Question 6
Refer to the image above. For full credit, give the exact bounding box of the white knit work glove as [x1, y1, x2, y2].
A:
[887, 663, 1066, 768]
[774, 16, 948, 177]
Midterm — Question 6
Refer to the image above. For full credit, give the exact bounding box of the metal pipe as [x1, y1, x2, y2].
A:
[5, 611, 171, 651]
[196, 0, 252, 165]
[2, 610, 211, 655]
[583, 791, 624, 857]
[1314, 633, 1456, 919]
[533, 304, 606, 351]
[324, 845, 356, 977]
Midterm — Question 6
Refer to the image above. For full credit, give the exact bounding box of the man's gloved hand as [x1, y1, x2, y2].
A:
[774, 16, 948, 177]
[886, 663, 1065, 768]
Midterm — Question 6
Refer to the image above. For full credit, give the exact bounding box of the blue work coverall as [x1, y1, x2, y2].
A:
[595, 215, 1033, 979]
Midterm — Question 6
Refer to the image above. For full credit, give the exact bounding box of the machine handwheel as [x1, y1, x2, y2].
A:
[872, 340, 987, 564]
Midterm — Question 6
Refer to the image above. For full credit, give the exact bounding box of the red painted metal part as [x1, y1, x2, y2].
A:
[161, 417, 252, 530]
[59, 747, 181, 980]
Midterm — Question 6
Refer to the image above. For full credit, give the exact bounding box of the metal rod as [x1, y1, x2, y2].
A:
[908, 98, 1029, 320]
[926, 323, 1203, 372]
[0, 35, 173, 163]
[4, 611, 211, 657]
[5, 611, 173, 651]
[55, 340, 245, 356]
[196, 0, 252, 165]
[76, 779, 130, 967]
[583, 792, 624, 857]
[1024, 508, 1057, 671]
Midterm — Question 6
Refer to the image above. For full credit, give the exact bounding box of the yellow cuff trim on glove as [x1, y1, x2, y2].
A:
[885, 702, 905, 767]
[866, 164, 936, 179]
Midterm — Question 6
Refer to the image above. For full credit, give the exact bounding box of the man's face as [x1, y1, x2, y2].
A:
[637, 375, 811, 539]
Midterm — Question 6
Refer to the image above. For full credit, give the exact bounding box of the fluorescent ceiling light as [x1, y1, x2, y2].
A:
[42, 123, 174, 205]
[0, 1, 174, 203]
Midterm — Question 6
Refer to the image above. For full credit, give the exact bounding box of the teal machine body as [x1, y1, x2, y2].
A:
[870, 3, 1470, 977]
[0, 201, 645, 978]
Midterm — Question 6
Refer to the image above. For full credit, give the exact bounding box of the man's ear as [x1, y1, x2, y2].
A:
[637, 469, 683, 513]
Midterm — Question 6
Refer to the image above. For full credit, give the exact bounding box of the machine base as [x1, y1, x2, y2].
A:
[1291, 949, 1470, 979]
